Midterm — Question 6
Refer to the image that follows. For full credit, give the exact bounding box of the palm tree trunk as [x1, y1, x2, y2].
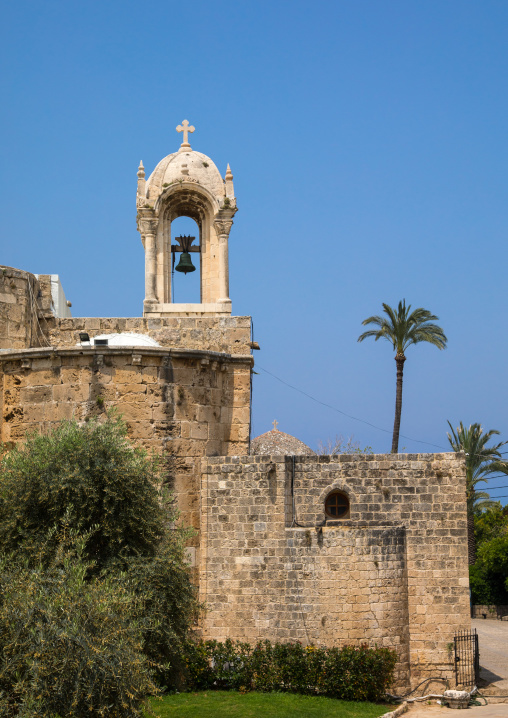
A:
[391, 354, 406, 453]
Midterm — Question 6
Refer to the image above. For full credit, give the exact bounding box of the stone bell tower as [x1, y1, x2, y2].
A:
[136, 120, 237, 316]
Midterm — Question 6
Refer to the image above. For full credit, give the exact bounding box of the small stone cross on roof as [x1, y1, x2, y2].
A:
[176, 119, 195, 149]
[272, 419, 279, 430]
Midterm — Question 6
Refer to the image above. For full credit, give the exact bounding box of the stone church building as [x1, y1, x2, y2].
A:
[0, 123, 470, 690]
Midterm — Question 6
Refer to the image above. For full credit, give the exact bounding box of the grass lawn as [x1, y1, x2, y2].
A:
[147, 691, 394, 718]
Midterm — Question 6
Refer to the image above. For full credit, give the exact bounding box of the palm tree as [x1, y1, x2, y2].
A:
[447, 421, 507, 564]
[358, 300, 447, 453]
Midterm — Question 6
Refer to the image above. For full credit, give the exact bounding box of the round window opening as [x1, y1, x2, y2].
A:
[325, 491, 350, 519]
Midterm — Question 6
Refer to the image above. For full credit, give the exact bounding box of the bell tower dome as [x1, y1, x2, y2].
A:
[136, 121, 237, 317]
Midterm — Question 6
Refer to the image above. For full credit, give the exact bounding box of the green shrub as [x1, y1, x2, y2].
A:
[0, 534, 157, 718]
[317, 644, 397, 701]
[181, 639, 397, 702]
[470, 508, 508, 605]
[0, 416, 200, 707]
[117, 533, 200, 688]
[0, 415, 166, 571]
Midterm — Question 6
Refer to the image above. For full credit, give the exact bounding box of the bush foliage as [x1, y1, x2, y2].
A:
[0, 416, 199, 716]
[115, 534, 199, 688]
[470, 506, 508, 605]
[183, 639, 397, 702]
[0, 417, 398, 713]
[0, 415, 166, 571]
[0, 534, 156, 718]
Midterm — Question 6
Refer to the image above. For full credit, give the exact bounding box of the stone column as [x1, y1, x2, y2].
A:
[140, 218, 158, 304]
[213, 217, 234, 305]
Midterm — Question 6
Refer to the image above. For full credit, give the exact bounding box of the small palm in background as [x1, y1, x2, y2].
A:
[358, 300, 447, 453]
[447, 421, 507, 564]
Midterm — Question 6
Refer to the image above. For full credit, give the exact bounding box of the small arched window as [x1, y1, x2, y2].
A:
[324, 490, 350, 519]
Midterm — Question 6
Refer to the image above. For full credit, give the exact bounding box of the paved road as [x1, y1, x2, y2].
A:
[406, 705, 508, 717]
[403, 620, 508, 717]
[473, 618, 508, 690]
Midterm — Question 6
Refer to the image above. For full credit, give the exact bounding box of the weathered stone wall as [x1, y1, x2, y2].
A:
[45, 316, 252, 355]
[0, 265, 252, 356]
[0, 267, 42, 350]
[0, 263, 471, 690]
[472, 604, 508, 619]
[0, 347, 252, 532]
[35, 274, 58, 319]
[0, 267, 72, 352]
[200, 453, 469, 690]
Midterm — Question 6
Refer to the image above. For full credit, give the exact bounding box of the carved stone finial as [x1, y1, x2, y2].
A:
[137, 160, 145, 179]
[272, 419, 279, 431]
[225, 163, 235, 200]
[176, 119, 195, 150]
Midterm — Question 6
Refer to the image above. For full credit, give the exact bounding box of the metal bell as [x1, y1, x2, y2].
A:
[175, 252, 196, 274]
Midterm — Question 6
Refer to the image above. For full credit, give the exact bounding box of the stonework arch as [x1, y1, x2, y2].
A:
[136, 127, 237, 317]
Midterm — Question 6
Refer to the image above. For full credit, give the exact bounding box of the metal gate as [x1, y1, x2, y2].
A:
[454, 629, 480, 687]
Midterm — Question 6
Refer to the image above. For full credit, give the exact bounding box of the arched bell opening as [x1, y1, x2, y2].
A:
[170, 216, 201, 304]
[141, 176, 234, 314]
[150, 186, 219, 308]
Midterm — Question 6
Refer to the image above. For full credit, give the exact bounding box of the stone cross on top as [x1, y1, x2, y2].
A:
[177, 119, 195, 150]
[272, 419, 279, 431]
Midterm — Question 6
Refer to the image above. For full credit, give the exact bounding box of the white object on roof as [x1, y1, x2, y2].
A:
[82, 333, 160, 347]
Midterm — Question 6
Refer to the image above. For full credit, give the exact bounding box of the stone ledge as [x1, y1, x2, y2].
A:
[0, 346, 254, 367]
[144, 303, 232, 316]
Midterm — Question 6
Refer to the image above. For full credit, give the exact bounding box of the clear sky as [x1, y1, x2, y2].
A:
[1, 1, 507, 504]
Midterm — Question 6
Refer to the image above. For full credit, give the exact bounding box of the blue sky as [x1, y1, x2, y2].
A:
[1, 1, 508, 504]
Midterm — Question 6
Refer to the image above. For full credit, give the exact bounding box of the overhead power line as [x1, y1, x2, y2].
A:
[255, 364, 508, 462]
[256, 364, 449, 451]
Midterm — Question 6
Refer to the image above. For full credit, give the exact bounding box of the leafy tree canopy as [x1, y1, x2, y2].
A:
[0, 414, 167, 570]
[0, 531, 156, 718]
[0, 415, 200, 699]
[470, 506, 508, 605]
[474, 504, 508, 545]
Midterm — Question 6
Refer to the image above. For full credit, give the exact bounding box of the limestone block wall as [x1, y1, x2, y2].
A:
[0, 347, 252, 532]
[472, 604, 508, 619]
[0, 265, 252, 356]
[200, 453, 469, 690]
[0, 267, 42, 350]
[45, 316, 252, 355]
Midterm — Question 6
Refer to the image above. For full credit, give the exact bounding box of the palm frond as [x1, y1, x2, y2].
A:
[447, 420, 507, 514]
[358, 300, 447, 356]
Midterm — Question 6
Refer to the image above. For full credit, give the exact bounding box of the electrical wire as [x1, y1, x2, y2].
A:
[255, 364, 508, 462]
[254, 363, 508, 507]
[256, 364, 446, 450]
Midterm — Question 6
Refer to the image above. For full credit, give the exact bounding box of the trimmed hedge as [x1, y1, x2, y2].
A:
[183, 639, 397, 702]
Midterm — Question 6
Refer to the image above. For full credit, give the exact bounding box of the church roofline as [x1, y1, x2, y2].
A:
[0, 345, 254, 367]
